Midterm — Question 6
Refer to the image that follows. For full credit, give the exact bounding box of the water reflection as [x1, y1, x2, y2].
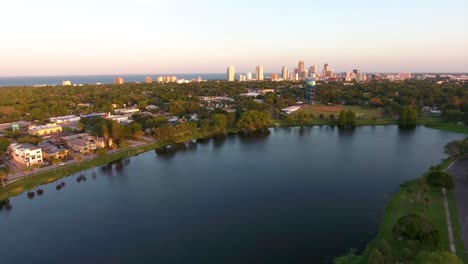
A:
[238, 129, 271, 144]
[100, 158, 132, 176]
[0, 199, 12, 211]
[155, 141, 197, 159]
[212, 134, 227, 149]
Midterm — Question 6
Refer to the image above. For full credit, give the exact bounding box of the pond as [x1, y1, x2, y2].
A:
[0, 126, 464, 263]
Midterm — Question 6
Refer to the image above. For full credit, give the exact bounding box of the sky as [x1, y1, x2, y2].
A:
[0, 0, 467, 76]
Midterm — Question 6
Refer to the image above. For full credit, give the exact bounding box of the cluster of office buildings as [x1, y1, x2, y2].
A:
[226, 61, 416, 83]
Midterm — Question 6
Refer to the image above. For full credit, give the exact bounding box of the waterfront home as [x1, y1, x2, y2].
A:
[8, 143, 43, 167]
[67, 138, 97, 154]
[38, 141, 69, 161]
[28, 123, 62, 136]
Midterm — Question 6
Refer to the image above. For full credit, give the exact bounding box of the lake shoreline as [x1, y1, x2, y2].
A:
[1, 122, 466, 201]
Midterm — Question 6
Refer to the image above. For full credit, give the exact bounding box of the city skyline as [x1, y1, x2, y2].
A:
[1, 0, 467, 76]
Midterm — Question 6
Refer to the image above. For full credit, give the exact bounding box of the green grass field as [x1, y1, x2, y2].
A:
[300, 104, 383, 119]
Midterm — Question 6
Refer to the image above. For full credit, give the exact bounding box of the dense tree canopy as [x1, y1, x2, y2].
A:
[237, 110, 271, 131]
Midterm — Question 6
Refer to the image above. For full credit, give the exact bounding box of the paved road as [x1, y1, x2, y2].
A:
[449, 156, 468, 253]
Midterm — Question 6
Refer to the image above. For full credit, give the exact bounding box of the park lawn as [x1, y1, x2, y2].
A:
[423, 122, 468, 134]
[300, 104, 383, 119]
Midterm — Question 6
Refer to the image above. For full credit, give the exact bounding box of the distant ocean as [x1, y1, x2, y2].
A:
[0, 74, 229, 87]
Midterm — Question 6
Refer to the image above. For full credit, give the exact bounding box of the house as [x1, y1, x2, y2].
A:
[281, 106, 301, 115]
[38, 141, 69, 161]
[9, 143, 43, 167]
[114, 108, 140, 115]
[80, 112, 106, 119]
[28, 123, 62, 136]
[67, 138, 97, 153]
[106, 115, 132, 124]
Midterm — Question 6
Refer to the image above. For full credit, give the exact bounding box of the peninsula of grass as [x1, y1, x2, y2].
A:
[336, 158, 467, 263]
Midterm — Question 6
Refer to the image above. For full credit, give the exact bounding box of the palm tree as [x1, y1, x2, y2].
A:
[0, 171, 6, 188]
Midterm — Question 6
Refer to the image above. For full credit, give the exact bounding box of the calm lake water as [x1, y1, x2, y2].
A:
[0, 126, 464, 264]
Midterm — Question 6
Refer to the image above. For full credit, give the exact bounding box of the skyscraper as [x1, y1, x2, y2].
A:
[227, 66, 235, 82]
[301, 70, 308, 80]
[255, 65, 264, 81]
[145, 77, 152, 84]
[246, 72, 252, 81]
[323, 63, 329, 77]
[298, 60, 305, 75]
[309, 65, 317, 77]
[282, 66, 288, 80]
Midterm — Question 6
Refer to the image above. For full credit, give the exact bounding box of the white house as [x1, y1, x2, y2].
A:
[49, 115, 81, 124]
[9, 143, 43, 167]
[281, 106, 301, 115]
[114, 108, 140, 115]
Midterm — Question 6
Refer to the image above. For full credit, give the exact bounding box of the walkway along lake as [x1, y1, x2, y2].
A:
[0, 126, 465, 263]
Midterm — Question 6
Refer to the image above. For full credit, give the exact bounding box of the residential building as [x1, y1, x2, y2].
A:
[49, 115, 81, 124]
[38, 141, 69, 161]
[80, 112, 106, 119]
[67, 138, 97, 154]
[114, 108, 140, 115]
[246, 72, 252, 81]
[28, 123, 62, 136]
[301, 70, 308, 80]
[227, 66, 235, 81]
[271, 73, 278, 81]
[255, 65, 264, 81]
[9, 143, 43, 166]
[399, 72, 412, 80]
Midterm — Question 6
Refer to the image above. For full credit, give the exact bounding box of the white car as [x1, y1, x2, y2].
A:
[58, 162, 66, 166]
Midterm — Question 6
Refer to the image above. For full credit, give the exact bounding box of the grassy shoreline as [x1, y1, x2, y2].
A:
[336, 158, 467, 263]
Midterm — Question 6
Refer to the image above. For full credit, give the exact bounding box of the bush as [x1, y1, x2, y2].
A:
[392, 214, 439, 248]
[426, 169, 454, 190]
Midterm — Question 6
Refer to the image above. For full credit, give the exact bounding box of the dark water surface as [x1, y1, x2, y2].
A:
[0, 126, 464, 264]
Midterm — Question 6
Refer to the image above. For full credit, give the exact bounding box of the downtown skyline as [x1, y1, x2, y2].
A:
[1, 0, 467, 76]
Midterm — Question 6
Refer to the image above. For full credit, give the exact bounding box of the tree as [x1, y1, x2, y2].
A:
[199, 119, 210, 131]
[237, 110, 271, 131]
[346, 110, 356, 128]
[76, 121, 85, 132]
[415, 251, 463, 264]
[0, 138, 10, 155]
[111, 121, 123, 145]
[444, 138, 468, 158]
[399, 106, 417, 128]
[367, 249, 384, 264]
[370, 98, 383, 107]
[338, 110, 347, 129]
[212, 114, 227, 133]
[426, 168, 454, 190]
[392, 214, 439, 247]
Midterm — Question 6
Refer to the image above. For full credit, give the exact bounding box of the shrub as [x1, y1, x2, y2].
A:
[426, 170, 454, 190]
[392, 214, 439, 248]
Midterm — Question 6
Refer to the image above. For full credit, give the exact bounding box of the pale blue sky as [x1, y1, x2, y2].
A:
[0, 0, 467, 76]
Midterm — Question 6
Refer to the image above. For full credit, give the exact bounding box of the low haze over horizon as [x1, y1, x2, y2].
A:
[1, 0, 467, 76]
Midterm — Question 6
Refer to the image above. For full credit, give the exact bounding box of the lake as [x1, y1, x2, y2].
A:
[0, 126, 464, 263]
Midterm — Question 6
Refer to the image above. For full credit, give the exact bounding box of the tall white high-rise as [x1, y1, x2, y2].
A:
[282, 66, 288, 80]
[255, 65, 264, 81]
[247, 72, 252, 81]
[227, 66, 235, 81]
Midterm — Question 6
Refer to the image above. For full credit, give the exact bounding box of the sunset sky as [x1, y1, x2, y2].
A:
[1, 0, 467, 76]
